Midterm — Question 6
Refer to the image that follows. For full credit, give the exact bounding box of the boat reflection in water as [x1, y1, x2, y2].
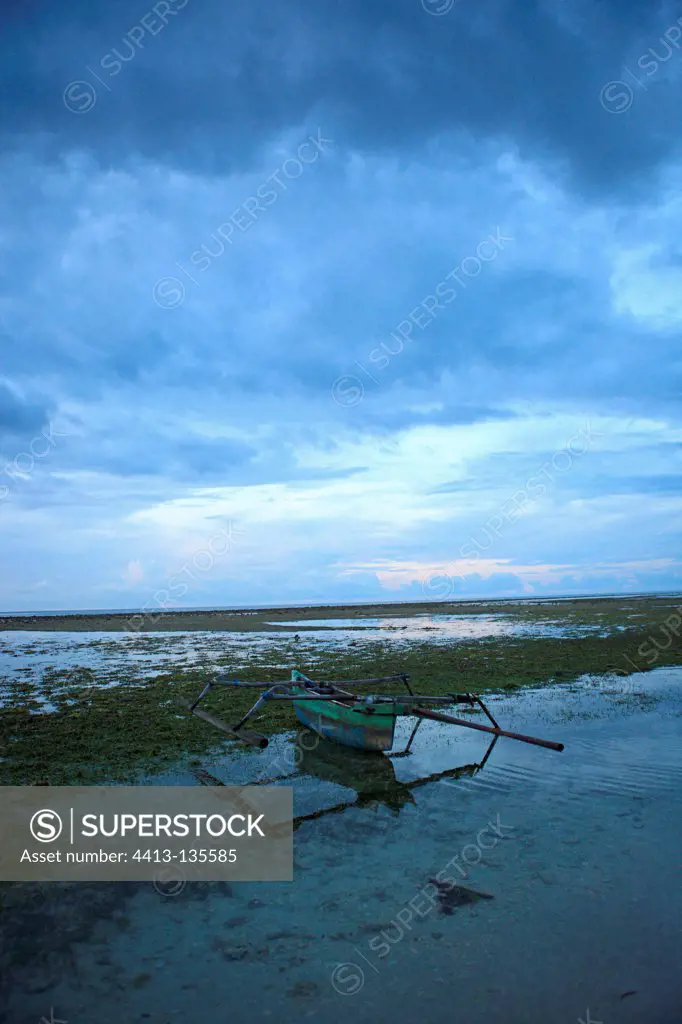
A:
[189, 720, 498, 824]
[291, 721, 499, 827]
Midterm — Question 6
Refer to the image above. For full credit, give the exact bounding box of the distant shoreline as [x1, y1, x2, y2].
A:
[0, 592, 679, 632]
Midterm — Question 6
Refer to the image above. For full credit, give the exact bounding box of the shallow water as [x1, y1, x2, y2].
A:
[0, 613, 613, 696]
[269, 612, 611, 641]
[4, 667, 682, 1024]
[0, 629, 274, 677]
[0, 631, 290, 706]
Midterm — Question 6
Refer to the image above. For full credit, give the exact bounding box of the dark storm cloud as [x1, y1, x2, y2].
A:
[37, 419, 366, 492]
[0, 0, 679, 196]
[328, 253, 680, 421]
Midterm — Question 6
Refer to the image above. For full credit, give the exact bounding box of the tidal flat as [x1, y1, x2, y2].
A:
[1, 594, 681, 786]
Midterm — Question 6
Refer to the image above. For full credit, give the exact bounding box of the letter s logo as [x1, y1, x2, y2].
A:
[30, 809, 63, 842]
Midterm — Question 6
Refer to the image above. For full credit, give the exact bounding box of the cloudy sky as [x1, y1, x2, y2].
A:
[1, 0, 681, 612]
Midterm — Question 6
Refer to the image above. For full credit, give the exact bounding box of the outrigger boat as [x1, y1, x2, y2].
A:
[185, 669, 564, 754]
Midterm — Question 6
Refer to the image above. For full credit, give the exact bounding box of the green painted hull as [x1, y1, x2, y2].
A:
[291, 688, 406, 751]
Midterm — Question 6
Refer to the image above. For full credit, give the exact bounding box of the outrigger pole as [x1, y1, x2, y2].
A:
[183, 677, 270, 748]
[185, 703, 269, 748]
[411, 706, 564, 752]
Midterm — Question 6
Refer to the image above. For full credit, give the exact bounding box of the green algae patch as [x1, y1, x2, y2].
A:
[0, 672, 249, 785]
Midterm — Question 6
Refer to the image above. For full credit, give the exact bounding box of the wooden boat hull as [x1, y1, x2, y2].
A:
[292, 692, 402, 751]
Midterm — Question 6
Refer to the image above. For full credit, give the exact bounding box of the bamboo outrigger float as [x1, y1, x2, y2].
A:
[186, 669, 564, 754]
